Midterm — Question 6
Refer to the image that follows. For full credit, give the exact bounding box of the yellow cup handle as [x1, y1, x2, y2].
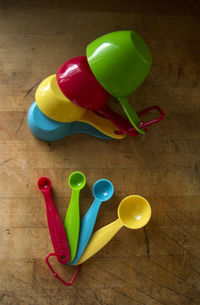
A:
[80, 111, 126, 140]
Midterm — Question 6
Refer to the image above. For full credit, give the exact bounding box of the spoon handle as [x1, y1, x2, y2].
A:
[64, 189, 80, 263]
[70, 198, 102, 265]
[97, 105, 145, 137]
[117, 97, 144, 134]
[81, 111, 126, 139]
[42, 190, 70, 264]
[75, 218, 123, 265]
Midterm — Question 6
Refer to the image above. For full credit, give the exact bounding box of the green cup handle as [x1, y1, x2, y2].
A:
[117, 97, 145, 135]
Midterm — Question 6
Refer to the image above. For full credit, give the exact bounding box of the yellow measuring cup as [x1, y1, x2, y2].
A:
[35, 75, 125, 140]
[75, 195, 151, 265]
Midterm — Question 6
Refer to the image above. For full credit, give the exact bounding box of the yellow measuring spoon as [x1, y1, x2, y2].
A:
[35, 75, 125, 140]
[75, 195, 151, 265]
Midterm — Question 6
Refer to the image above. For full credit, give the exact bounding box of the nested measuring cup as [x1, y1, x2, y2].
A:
[86, 30, 153, 132]
[56, 56, 148, 136]
[35, 74, 125, 140]
[56, 56, 165, 135]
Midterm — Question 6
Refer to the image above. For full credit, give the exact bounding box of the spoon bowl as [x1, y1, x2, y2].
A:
[69, 172, 86, 190]
[118, 195, 151, 229]
[38, 176, 51, 191]
[76, 194, 151, 265]
[93, 179, 114, 201]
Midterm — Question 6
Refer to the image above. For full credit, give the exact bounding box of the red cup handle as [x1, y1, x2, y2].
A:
[98, 105, 139, 137]
[96, 105, 165, 136]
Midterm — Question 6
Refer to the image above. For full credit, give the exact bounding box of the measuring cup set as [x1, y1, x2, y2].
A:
[38, 172, 151, 286]
[28, 31, 165, 141]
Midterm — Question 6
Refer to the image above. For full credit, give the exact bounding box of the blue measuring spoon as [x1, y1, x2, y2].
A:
[27, 102, 112, 141]
[70, 179, 114, 265]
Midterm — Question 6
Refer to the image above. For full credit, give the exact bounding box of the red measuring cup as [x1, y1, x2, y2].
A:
[56, 56, 145, 137]
[38, 177, 70, 264]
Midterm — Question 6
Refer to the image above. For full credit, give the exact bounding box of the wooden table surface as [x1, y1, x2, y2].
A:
[0, 1, 200, 304]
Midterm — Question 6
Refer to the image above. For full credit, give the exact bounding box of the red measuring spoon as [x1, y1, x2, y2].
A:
[38, 177, 70, 264]
[56, 56, 144, 137]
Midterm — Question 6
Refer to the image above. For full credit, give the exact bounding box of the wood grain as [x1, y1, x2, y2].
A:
[0, 0, 200, 304]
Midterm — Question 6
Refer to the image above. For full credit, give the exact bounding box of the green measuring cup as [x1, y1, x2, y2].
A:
[86, 31, 152, 134]
[64, 172, 86, 263]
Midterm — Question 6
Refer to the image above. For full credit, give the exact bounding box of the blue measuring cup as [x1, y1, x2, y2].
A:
[70, 179, 114, 265]
[27, 102, 112, 141]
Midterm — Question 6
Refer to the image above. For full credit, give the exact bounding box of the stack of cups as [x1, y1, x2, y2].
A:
[28, 31, 165, 141]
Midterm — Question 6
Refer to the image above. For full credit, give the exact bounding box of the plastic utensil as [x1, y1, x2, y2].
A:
[70, 179, 114, 265]
[38, 177, 70, 264]
[27, 102, 112, 141]
[86, 31, 152, 130]
[75, 195, 151, 265]
[56, 56, 145, 136]
[56, 56, 110, 110]
[35, 75, 125, 140]
[64, 172, 86, 263]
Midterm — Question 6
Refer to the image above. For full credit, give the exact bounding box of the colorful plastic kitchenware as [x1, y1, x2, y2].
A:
[70, 179, 114, 265]
[56, 56, 110, 110]
[37, 177, 70, 264]
[27, 102, 112, 141]
[86, 31, 152, 131]
[56, 56, 145, 136]
[64, 172, 86, 263]
[35, 74, 125, 140]
[75, 195, 151, 265]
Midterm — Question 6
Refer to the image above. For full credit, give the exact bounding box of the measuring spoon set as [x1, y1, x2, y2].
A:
[28, 31, 165, 141]
[38, 172, 151, 286]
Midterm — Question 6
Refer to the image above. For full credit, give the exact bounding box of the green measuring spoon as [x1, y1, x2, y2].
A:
[64, 172, 86, 263]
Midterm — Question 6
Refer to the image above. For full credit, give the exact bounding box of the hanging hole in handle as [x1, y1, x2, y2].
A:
[46, 253, 82, 286]
[59, 255, 68, 263]
[57, 253, 69, 264]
